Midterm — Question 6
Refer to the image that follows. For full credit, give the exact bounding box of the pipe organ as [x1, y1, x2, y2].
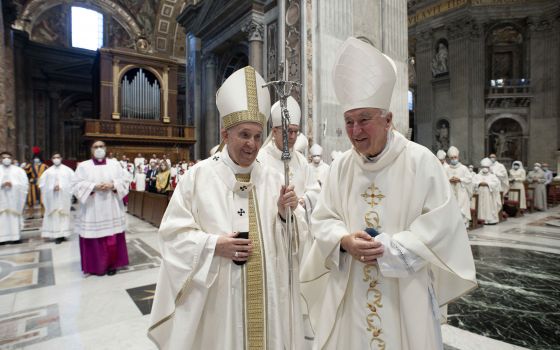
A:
[121, 68, 161, 119]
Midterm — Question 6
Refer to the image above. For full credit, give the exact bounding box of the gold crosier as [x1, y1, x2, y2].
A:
[361, 184, 386, 350]
[235, 65, 267, 350]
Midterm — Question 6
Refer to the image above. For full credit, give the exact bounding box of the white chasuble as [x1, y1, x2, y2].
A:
[0, 165, 29, 242]
[38, 164, 75, 238]
[508, 168, 526, 209]
[446, 163, 473, 227]
[71, 159, 130, 238]
[473, 173, 501, 224]
[148, 151, 308, 350]
[300, 131, 477, 350]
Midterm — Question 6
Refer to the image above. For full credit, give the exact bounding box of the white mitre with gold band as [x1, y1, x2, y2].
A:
[216, 66, 270, 129]
[270, 96, 301, 127]
[332, 37, 397, 113]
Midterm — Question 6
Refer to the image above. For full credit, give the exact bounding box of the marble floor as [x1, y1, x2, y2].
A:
[1, 207, 559, 349]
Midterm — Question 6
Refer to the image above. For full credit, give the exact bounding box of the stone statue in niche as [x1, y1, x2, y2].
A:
[488, 118, 523, 161]
[431, 41, 449, 77]
[435, 120, 450, 151]
[490, 129, 520, 159]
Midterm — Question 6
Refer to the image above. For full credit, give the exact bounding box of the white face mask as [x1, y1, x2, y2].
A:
[534, 166, 540, 171]
[450, 159, 459, 166]
[490, 157, 496, 163]
[33, 158, 41, 164]
[513, 165, 519, 170]
[52, 158, 62, 166]
[481, 168, 489, 174]
[312, 156, 321, 164]
[94, 148, 106, 159]
[2, 158, 11, 166]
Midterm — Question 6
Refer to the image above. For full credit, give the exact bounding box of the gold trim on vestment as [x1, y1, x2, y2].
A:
[222, 66, 266, 130]
[236, 174, 267, 350]
[361, 183, 386, 349]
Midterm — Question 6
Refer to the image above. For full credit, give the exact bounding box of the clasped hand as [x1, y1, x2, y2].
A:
[277, 185, 298, 220]
[340, 231, 384, 265]
[95, 182, 114, 191]
[215, 232, 253, 263]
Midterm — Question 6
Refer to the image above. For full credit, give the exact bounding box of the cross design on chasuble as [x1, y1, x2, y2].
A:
[361, 182, 386, 349]
[237, 209, 245, 216]
[240, 185, 247, 191]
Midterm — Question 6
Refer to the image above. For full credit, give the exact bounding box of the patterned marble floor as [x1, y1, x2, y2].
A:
[1, 206, 558, 349]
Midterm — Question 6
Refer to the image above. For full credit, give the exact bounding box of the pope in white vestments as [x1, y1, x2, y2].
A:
[149, 66, 308, 350]
[39, 153, 75, 243]
[309, 144, 330, 187]
[72, 141, 130, 276]
[446, 146, 473, 228]
[473, 158, 502, 224]
[0, 152, 29, 244]
[300, 37, 477, 350]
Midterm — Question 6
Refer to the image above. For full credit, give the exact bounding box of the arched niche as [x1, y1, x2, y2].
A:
[486, 113, 527, 165]
[434, 118, 450, 151]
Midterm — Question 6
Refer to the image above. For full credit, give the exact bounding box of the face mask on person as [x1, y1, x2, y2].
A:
[534, 166, 540, 171]
[2, 158, 11, 166]
[490, 157, 496, 164]
[513, 165, 519, 170]
[312, 156, 321, 164]
[543, 167, 548, 171]
[481, 168, 489, 174]
[450, 159, 459, 166]
[94, 148, 106, 159]
[52, 158, 62, 166]
[33, 158, 40, 164]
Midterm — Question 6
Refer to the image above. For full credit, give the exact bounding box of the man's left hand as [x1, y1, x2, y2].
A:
[278, 185, 298, 220]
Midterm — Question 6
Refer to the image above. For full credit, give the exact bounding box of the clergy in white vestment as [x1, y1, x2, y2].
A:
[437, 149, 449, 169]
[508, 161, 526, 210]
[134, 153, 145, 169]
[446, 146, 473, 228]
[309, 144, 330, 187]
[134, 164, 146, 192]
[473, 158, 502, 224]
[0, 151, 29, 244]
[258, 96, 320, 210]
[148, 66, 308, 350]
[528, 163, 547, 211]
[39, 153, 75, 243]
[542, 163, 553, 185]
[300, 37, 476, 350]
[489, 153, 509, 195]
[294, 132, 309, 155]
[71, 141, 130, 276]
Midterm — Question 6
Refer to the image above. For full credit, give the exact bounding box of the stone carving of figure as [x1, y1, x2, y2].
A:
[431, 42, 449, 77]
[490, 129, 521, 159]
[435, 123, 450, 150]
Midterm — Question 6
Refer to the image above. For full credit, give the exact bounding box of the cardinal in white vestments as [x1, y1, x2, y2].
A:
[0, 151, 29, 244]
[39, 153, 75, 243]
[508, 161, 526, 210]
[489, 153, 509, 195]
[528, 163, 547, 211]
[299, 37, 477, 350]
[446, 146, 473, 228]
[71, 141, 130, 276]
[473, 158, 502, 224]
[309, 144, 330, 187]
[148, 66, 308, 350]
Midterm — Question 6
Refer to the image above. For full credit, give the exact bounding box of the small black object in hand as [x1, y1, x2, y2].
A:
[233, 232, 249, 266]
[364, 228, 380, 238]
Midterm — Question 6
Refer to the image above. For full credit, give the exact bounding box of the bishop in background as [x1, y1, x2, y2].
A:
[300, 37, 477, 350]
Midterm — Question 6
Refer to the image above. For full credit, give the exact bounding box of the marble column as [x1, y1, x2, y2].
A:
[48, 91, 60, 157]
[311, 0, 409, 160]
[186, 33, 202, 159]
[468, 21, 486, 166]
[243, 20, 265, 76]
[204, 53, 218, 156]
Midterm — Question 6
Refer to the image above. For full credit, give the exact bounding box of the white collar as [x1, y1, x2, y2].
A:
[221, 146, 254, 174]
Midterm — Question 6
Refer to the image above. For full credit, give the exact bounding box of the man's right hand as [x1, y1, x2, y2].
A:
[340, 231, 384, 265]
[215, 232, 253, 263]
[1, 181, 12, 189]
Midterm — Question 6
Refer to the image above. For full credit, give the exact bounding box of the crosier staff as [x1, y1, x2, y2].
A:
[262, 80, 301, 350]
